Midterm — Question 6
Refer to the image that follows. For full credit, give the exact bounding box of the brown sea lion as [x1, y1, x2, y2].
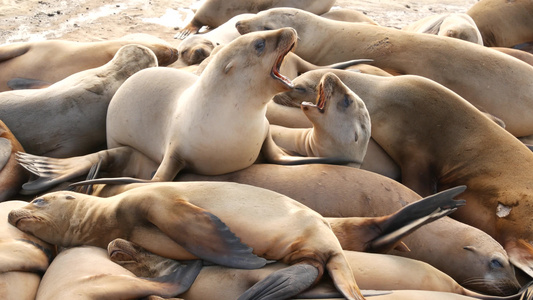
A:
[235, 7, 533, 137]
[270, 72, 371, 168]
[0, 44, 158, 159]
[467, 0, 533, 47]
[0, 38, 177, 92]
[17, 28, 353, 194]
[271, 68, 533, 280]
[175, 0, 335, 39]
[402, 13, 483, 45]
[109, 238, 521, 300]
[9, 181, 374, 300]
[35, 246, 202, 300]
[176, 163, 520, 296]
[0, 120, 28, 201]
[0, 201, 55, 300]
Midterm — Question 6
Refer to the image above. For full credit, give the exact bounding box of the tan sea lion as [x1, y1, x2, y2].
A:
[175, 0, 335, 39]
[491, 47, 533, 67]
[0, 44, 158, 159]
[35, 246, 202, 300]
[402, 13, 483, 45]
[272, 68, 533, 280]
[17, 28, 353, 194]
[321, 8, 379, 25]
[270, 72, 371, 168]
[0, 38, 177, 92]
[174, 13, 255, 67]
[467, 0, 533, 47]
[0, 120, 28, 201]
[177, 163, 521, 296]
[235, 7, 533, 137]
[9, 181, 374, 300]
[109, 238, 520, 300]
[0, 201, 55, 300]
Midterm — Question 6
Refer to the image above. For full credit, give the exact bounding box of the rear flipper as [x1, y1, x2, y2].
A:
[369, 185, 466, 252]
[16, 147, 134, 194]
[261, 130, 360, 166]
[238, 264, 319, 300]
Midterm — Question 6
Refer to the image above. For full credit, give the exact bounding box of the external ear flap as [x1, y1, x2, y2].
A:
[224, 62, 234, 74]
[463, 246, 476, 252]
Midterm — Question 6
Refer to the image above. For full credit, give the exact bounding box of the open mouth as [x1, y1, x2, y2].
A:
[271, 41, 295, 89]
[301, 82, 326, 113]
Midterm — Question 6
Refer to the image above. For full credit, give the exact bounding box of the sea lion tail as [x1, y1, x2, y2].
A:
[327, 252, 366, 300]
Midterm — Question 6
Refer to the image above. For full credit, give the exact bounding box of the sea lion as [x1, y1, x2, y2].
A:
[320, 8, 379, 25]
[0, 38, 177, 92]
[235, 7, 533, 137]
[109, 238, 520, 300]
[17, 28, 353, 194]
[177, 163, 521, 296]
[491, 47, 533, 67]
[175, 0, 335, 39]
[271, 68, 533, 280]
[0, 120, 28, 201]
[402, 13, 483, 45]
[0, 201, 55, 300]
[467, 0, 533, 47]
[270, 72, 371, 168]
[174, 13, 255, 67]
[35, 246, 202, 300]
[0, 44, 158, 159]
[9, 181, 373, 300]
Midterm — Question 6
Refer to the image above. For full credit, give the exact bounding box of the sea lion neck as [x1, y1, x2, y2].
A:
[63, 196, 122, 248]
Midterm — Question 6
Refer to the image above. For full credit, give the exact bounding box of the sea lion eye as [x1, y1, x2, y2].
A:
[338, 95, 353, 110]
[254, 39, 266, 55]
[31, 198, 46, 207]
[490, 258, 503, 269]
[263, 26, 272, 30]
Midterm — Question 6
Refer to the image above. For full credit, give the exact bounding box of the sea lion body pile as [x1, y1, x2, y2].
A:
[1, 0, 533, 299]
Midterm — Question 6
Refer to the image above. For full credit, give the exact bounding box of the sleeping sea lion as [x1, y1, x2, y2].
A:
[9, 181, 373, 300]
[0, 38, 177, 92]
[0, 44, 158, 158]
[402, 13, 483, 44]
[35, 246, 202, 300]
[175, 0, 335, 39]
[467, 0, 533, 47]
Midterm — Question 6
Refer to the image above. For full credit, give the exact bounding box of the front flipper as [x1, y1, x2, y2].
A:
[261, 130, 359, 166]
[0, 239, 51, 273]
[7, 77, 52, 90]
[146, 198, 266, 269]
[0, 138, 12, 171]
[142, 260, 203, 296]
[369, 185, 467, 252]
[238, 264, 319, 300]
[16, 147, 133, 195]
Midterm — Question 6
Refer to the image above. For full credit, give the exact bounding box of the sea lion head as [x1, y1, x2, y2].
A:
[236, 8, 301, 35]
[301, 72, 371, 165]
[202, 27, 297, 95]
[7, 192, 79, 246]
[177, 35, 216, 66]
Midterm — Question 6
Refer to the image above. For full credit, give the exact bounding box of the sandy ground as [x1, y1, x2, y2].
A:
[0, 0, 478, 46]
